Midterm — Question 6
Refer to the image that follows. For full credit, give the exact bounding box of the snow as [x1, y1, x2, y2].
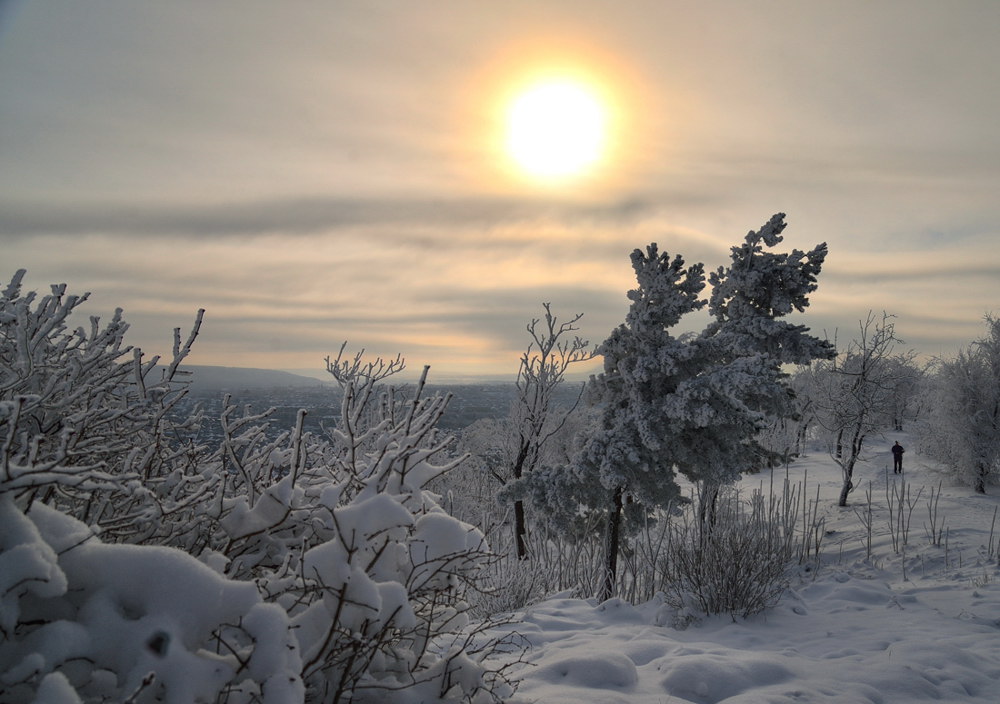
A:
[32, 672, 81, 704]
[502, 432, 1000, 704]
[13, 433, 991, 703]
[1, 500, 300, 704]
[4, 276, 1000, 704]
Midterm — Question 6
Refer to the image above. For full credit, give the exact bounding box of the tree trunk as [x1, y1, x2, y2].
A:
[838, 454, 857, 507]
[511, 440, 531, 559]
[838, 424, 866, 506]
[600, 487, 624, 602]
[698, 482, 719, 529]
[795, 417, 810, 458]
[513, 500, 528, 559]
[838, 470, 853, 507]
[975, 463, 988, 494]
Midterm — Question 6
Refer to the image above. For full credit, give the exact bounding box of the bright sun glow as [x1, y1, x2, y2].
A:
[505, 80, 607, 180]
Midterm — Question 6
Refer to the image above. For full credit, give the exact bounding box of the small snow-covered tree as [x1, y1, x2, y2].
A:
[921, 315, 1000, 493]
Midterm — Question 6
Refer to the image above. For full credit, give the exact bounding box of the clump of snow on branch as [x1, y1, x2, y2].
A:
[0, 496, 302, 704]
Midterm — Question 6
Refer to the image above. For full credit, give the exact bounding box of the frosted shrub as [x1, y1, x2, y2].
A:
[658, 489, 797, 620]
[0, 271, 520, 703]
[211, 349, 522, 703]
[0, 271, 300, 702]
[920, 316, 1000, 494]
[468, 514, 606, 618]
[0, 269, 212, 547]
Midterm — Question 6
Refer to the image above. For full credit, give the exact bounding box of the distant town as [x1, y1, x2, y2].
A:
[172, 366, 586, 444]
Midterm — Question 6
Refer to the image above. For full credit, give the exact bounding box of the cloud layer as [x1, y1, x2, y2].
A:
[2, 1, 998, 376]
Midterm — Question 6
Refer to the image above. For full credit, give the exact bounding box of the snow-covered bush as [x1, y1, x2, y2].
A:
[467, 510, 607, 618]
[0, 495, 302, 704]
[0, 271, 300, 703]
[1, 271, 520, 703]
[0, 269, 213, 547]
[206, 349, 522, 703]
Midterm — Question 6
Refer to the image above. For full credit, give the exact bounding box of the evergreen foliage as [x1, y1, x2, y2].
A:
[690, 214, 835, 502]
[517, 214, 833, 600]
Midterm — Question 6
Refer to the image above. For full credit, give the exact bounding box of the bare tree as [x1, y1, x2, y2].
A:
[815, 312, 908, 506]
[507, 304, 596, 558]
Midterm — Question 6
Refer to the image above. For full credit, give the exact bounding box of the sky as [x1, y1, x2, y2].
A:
[2, 1, 999, 381]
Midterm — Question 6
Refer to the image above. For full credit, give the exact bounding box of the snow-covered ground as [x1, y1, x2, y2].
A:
[504, 433, 1000, 703]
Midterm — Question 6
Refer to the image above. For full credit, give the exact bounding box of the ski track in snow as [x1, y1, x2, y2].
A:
[495, 432, 1000, 703]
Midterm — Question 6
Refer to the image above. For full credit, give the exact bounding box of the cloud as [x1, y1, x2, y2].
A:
[3, 1, 998, 375]
[0, 193, 722, 239]
[1, 201, 731, 376]
[6, 191, 996, 377]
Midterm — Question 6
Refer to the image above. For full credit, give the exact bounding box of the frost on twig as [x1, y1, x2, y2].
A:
[325, 341, 405, 386]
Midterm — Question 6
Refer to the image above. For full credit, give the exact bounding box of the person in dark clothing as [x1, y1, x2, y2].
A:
[891, 441, 904, 474]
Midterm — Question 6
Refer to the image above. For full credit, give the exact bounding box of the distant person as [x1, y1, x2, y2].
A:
[891, 441, 904, 474]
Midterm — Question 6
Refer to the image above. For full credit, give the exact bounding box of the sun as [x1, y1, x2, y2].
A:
[504, 79, 608, 181]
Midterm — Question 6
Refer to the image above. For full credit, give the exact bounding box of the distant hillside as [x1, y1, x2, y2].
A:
[177, 366, 328, 392]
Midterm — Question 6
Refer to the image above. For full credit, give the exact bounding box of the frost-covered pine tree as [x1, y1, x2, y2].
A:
[570, 245, 707, 601]
[692, 214, 834, 516]
[521, 215, 834, 600]
[705, 214, 831, 367]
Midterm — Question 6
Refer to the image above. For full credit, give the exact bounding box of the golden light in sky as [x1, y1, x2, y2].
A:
[504, 79, 608, 181]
